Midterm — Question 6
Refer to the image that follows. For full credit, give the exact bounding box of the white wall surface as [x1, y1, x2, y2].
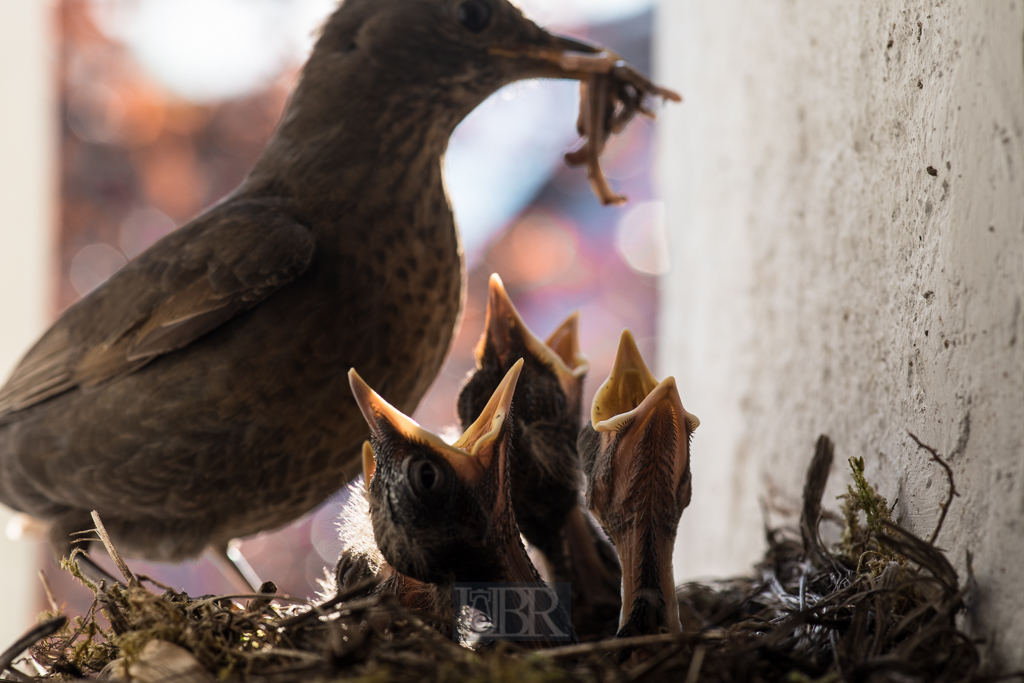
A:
[657, 0, 1024, 670]
[0, 0, 56, 647]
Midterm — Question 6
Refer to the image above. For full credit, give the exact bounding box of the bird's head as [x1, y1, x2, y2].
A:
[312, 0, 602, 95]
[578, 330, 698, 636]
[254, 0, 679, 205]
[285, 0, 634, 137]
[349, 360, 524, 584]
[461, 274, 588, 430]
[580, 329, 698, 533]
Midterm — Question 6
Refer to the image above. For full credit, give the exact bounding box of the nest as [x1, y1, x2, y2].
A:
[2, 434, 1000, 682]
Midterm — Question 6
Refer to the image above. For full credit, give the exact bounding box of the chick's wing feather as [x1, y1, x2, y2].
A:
[0, 199, 315, 417]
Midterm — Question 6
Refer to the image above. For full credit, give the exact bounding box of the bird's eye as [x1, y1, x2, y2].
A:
[457, 0, 492, 33]
[410, 458, 442, 494]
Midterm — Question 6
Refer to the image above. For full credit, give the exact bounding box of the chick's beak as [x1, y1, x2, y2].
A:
[544, 310, 586, 371]
[478, 274, 588, 402]
[591, 330, 658, 430]
[348, 363, 521, 490]
[453, 358, 522, 459]
[349, 369, 445, 449]
[587, 330, 699, 501]
[361, 441, 376, 490]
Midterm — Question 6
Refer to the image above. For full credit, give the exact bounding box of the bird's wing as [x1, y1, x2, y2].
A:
[0, 200, 316, 417]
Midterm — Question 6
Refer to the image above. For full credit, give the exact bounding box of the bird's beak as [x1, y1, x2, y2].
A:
[490, 33, 617, 81]
[544, 309, 589, 412]
[361, 440, 376, 490]
[491, 23, 679, 207]
[490, 31, 681, 99]
[544, 310, 587, 372]
[349, 369, 450, 451]
[348, 362, 521, 488]
[590, 330, 699, 433]
[587, 330, 696, 495]
[451, 358, 522, 472]
[477, 274, 588, 405]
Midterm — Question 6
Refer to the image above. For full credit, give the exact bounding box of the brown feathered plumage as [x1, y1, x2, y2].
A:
[0, 0, 616, 562]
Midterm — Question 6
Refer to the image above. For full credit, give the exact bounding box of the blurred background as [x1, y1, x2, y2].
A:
[0, 0, 670, 633]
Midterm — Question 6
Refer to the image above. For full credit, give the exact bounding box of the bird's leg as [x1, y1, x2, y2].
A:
[204, 543, 261, 593]
[579, 331, 699, 649]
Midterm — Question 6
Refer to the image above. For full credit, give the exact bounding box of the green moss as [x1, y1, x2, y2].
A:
[837, 456, 905, 574]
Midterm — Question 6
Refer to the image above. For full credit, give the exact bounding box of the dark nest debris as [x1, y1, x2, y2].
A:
[2, 435, 1005, 682]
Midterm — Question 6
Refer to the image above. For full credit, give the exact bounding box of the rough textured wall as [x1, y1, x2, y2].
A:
[656, 0, 1024, 669]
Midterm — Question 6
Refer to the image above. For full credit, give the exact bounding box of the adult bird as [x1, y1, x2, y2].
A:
[0, 0, 638, 569]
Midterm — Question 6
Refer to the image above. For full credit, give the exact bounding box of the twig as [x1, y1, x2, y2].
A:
[534, 633, 681, 658]
[90, 510, 137, 587]
[273, 578, 381, 628]
[244, 649, 323, 662]
[0, 616, 67, 676]
[683, 645, 706, 683]
[96, 589, 130, 635]
[136, 574, 175, 591]
[907, 432, 959, 544]
[247, 581, 279, 615]
[626, 641, 683, 681]
[38, 571, 59, 613]
[800, 435, 834, 565]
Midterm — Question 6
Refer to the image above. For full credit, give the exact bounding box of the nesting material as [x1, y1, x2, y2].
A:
[11, 435, 984, 682]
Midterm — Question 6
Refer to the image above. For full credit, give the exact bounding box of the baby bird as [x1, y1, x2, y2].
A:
[350, 360, 571, 646]
[332, 442, 452, 636]
[578, 330, 699, 641]
[458, 275, 585, 562]
[458, 274, 620, 638]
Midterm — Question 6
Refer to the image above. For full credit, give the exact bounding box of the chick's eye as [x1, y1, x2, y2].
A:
[410, 459, 442, 494]
[457, 0, 492, 32]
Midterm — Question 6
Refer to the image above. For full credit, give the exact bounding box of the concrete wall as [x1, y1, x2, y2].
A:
[657, 0, 1024, 670]
[0, 0, 56, 646]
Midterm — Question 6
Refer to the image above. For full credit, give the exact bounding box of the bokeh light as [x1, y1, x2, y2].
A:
[616, 201, 671, 276]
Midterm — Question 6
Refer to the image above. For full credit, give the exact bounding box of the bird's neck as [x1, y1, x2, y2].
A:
[615, 526, 680, 636]
[246, 111, 451, 213]
[240, 62, 470, 221]
[498, 532, 544, 585]
[560, 503, 621, 598]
